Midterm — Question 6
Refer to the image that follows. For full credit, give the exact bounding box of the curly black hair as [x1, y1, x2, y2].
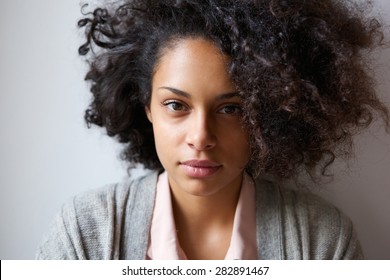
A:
[78, 0, 389, 181]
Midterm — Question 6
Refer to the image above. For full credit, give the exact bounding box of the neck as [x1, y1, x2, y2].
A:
[170, 175, 243, 229]
[168, 174, 243, 259]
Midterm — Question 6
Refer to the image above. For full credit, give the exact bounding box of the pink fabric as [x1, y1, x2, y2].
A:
[146, 171, 257, 260]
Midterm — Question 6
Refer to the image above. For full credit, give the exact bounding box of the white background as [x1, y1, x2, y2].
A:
[0, 0, 389, 259]
[2, 260, 389, 279]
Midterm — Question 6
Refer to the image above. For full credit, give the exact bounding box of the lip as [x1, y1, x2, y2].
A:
[180, 160, 222, 178]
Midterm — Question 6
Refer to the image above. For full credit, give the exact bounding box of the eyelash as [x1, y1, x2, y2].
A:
[162, 100, 242, 115]
[163, 100, 188, 112]
[218, 104, 242, 115]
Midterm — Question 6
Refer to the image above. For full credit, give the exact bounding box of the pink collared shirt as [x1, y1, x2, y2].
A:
[146, 171, 258, 260]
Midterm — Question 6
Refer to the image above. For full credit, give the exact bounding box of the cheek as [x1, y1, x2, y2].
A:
[152, 124, 168, 151]
[152, 120, 184, 162]
[237, 141, 251, 166]
[152, 127, 170, 168]
[226, 129, 250, 165]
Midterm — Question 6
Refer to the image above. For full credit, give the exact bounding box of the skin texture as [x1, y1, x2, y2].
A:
[145, 38, 250, 259]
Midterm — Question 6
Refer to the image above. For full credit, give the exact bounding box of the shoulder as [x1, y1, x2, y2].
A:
[255, 179, 363, 259]
[36, 171, 158, 260]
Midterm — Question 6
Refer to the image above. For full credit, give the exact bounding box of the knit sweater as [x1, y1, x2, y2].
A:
[36, 171, 363, 259]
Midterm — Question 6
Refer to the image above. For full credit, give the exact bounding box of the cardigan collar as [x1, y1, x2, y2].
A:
[121, 171, 284, 260]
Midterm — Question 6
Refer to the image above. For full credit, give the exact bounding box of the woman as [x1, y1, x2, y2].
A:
[37, 0, 389, 259]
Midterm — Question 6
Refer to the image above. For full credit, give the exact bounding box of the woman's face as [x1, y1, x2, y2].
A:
[146, 38, 250, 197]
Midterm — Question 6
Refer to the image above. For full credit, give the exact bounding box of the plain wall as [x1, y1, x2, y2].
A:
[0, 0, 389, 259]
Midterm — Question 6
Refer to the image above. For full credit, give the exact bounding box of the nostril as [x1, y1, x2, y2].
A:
[188, 140, 216, 151]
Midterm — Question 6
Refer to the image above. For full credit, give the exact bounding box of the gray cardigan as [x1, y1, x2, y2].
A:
[36, 172, 363, 259]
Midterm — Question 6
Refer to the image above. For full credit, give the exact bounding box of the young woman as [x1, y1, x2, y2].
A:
[37, 0, 389, 259]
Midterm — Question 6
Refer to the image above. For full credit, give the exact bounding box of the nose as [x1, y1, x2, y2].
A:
[186, 112, 216, 151]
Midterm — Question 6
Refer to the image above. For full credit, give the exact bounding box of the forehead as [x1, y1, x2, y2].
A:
[159, 37, 227, 65]
[152, 38, 234, 92]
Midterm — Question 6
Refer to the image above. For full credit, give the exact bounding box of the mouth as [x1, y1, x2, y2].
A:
[180, 160, 222, 178]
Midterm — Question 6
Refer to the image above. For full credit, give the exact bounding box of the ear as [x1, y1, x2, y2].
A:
[145, 106, 152, 123]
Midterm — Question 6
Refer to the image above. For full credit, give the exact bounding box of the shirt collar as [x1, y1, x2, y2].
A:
[147, 171, 257, 260]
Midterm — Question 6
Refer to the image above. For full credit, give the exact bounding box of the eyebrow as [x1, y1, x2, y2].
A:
[159, 86, 240, 101]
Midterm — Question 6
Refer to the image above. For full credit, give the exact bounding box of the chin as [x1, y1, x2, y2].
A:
[180, 180, 222, 197]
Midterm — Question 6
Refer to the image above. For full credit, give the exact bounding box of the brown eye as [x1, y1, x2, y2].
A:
[164, 101, 188, 112]
[218, 105, 242, 115]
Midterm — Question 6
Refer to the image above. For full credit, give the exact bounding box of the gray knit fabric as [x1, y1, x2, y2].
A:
[36, 171, 363, 260]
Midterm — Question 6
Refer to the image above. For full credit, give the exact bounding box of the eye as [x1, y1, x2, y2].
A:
[163, 100, 188, 112]
[218, 104, 242, 115]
